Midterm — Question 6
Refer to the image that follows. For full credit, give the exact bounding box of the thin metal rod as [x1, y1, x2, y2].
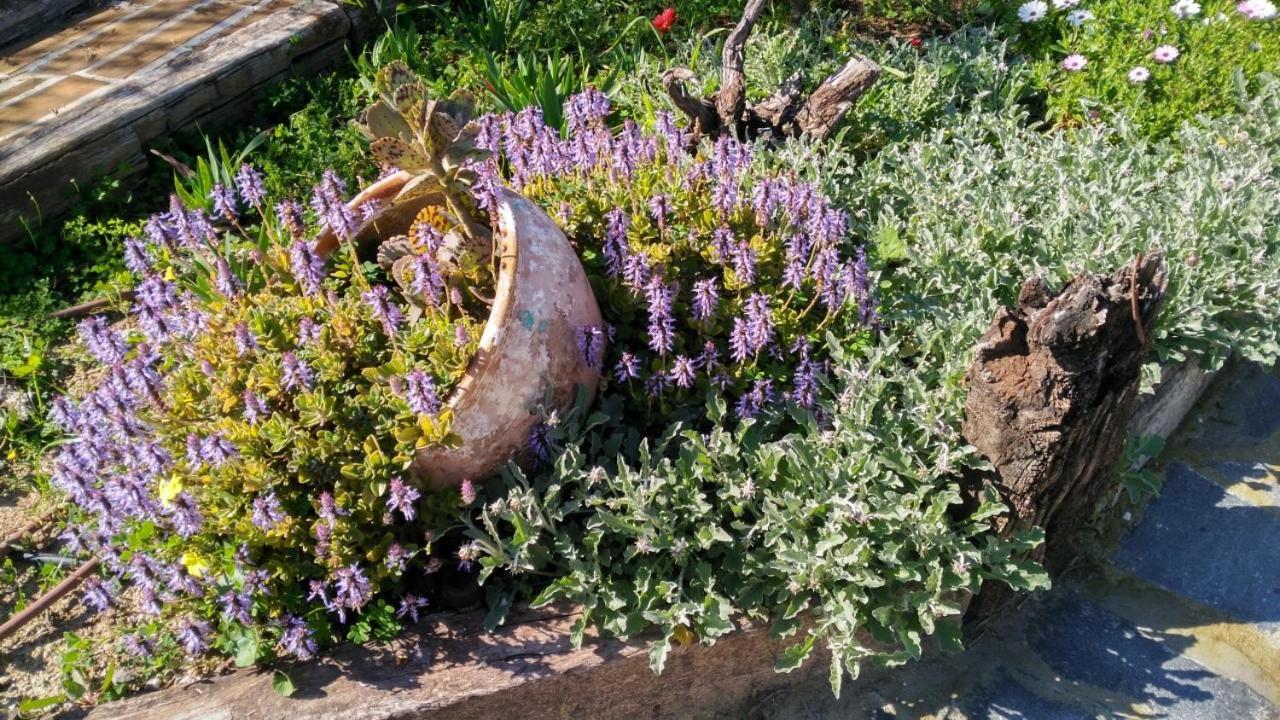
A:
[0, 557, 100, 645]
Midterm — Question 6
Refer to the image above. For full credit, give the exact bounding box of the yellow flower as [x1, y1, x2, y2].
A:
[181, 552, 209, 578]
[158, 475, 184, 504]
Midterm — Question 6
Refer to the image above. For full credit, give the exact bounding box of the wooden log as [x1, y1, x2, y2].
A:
[715, 0, 768, 134]
[793, 55, 881, 141]
[960, 253, 1167, 620]
[660, 68, 721, 136]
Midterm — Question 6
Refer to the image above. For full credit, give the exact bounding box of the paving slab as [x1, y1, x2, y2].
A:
[1112, 462, 1280, 637]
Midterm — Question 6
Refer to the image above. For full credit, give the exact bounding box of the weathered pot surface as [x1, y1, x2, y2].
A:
[314, 171, 603, 488]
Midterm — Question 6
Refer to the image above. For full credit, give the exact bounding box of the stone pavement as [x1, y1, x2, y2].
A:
[751, 361, 1280, 719]
[0, 0, 354, 244]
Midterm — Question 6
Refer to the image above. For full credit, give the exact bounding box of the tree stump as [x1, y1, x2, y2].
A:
[961, 253, 1168, 619]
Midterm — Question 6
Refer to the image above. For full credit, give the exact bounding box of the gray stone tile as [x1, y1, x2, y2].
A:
[1114, 462, 1280, 635]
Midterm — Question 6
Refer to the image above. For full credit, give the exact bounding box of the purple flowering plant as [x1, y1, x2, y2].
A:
[468, 88, 876, 422]
[50, 151, 489, 666]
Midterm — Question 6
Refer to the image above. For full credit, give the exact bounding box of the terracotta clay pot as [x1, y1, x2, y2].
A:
[313, 171, 603, 488]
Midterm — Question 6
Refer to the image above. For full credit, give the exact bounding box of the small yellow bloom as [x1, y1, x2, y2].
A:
[158, 475, 184, 504]
[181, 552, 209, 578]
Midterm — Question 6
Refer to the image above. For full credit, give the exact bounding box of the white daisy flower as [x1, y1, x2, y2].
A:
[1171, 0, 1201, 18]
[1061, 53, 1088, 71]
[1053, 0, 1080, 7]
[1128, 66, 1151, 83]
[1066, 9, 1094, 25]
[1153, 44, 1180, 62]
[1018, 1, 1050, 22]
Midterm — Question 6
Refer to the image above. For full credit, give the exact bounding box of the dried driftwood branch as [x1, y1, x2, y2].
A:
[662, 0, 880, 141]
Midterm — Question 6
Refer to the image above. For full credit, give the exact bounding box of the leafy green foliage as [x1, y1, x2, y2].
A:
[468, 341, 1046, 691]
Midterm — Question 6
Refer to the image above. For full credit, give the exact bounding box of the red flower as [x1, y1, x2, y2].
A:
[910, 36, 923, 49]
[653, 7, 677, 34]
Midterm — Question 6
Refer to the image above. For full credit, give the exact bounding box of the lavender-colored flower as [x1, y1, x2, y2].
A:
[176, 618, 211, 655]
[1060, 53, 1087, 72]
[853, 245, 877, 325]
[645, 274, 675, 356]
[252, 491, 285, 531]
[614, 352, 641, 382]
[653, 110, 685, 159]
[736, 378, 776, 419]
[731, 240, 758, 286]
[790, 342, 819, 409]
[1152, 45, 1180, 63]
[576, 324, 606, 368]
[79, 316, 128, 365]
[648, 194, 671, 233]
[332, 563, 372, 620]
[242, 389, 269, 424]
[213, 256, 242, 298]
[211, 183, 237, 220]
[454, 323, 469, 347]
[362, 285, 404, 335]
[220, 589, 253, 625]
[400, 369, 440, 415]
[603, 207, 630, 277]
[282, 351, 314, 391]
[410, 254, 445, 307]
[297, 316, 322, 346]
[123, 237, 153, 274]
[460, 478, 477, 505]
[671, 355, 697, 388]
[396, 594, 430, 624]
[622, 253, 650, 291]
[276, 200, 305, 238]
[235, 164, 266, 207]
[289, 240, 326, 297]
[691, 278, 719, 321]
[169, 492, 203, 537]
[234, 322, 258, 356]
[82, 577, 115, 612]
[121, 634, 154, 660]
[277, 614, 317, 660]
[385, 543, 410, 572]
[311, 170, 357, 240]
[386, 476, 421, 521]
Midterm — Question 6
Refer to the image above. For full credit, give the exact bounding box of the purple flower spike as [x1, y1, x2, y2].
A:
[82, 577, 115, 612]
[234, 322, 258, 356]
[332, 563, 372, 620]
[576, 324, 606, 368]
[282, 351, 314, 391]
[386, 476, 421, 521]
[460, 479, 477, 505]
[400, 369, 440, 415]
[362, 285, 404, 336]
[276, 200, 305, 238]
[78, 316, 129, 365]
[176, 618, 211, 655]
[648, 194, 671, 233]
[644, 274, 675, 356]
[235, 164, 266, 208]
[396, 594, 430, 624]
[123, 237, 153, 274]
[252, 491, 285, 531]
[289, 241, 326, 297]
[211, 183, 237, 221]
[614, 352, 641, 382]
[691, 278, 719, 321]
[243, 389, 269, 424]
[671, 355, 697, 388]
[603, 207, 631, 277]
[277, 615, 317, 660]
[385, 543, 410, 572]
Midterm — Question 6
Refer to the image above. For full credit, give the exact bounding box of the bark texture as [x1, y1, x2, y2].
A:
[661, 0, 878, 141]
[961, 253, 1167, 616]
